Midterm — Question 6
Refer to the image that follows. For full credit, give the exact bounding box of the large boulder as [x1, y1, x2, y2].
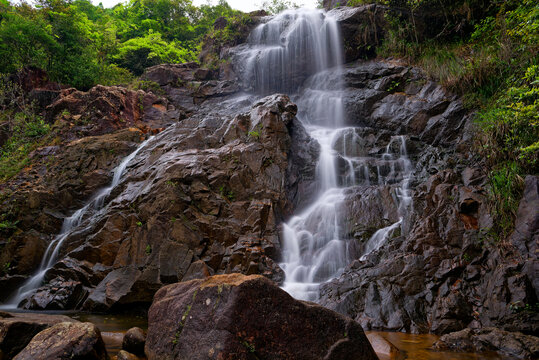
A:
[146, 274, 378, 360]
[13, 322, 107, 360]
[0, 312, 79, 360]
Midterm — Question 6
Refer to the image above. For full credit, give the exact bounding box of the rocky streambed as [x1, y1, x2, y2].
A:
[3, 274, 532, 360]
[0, 4, 537, 360]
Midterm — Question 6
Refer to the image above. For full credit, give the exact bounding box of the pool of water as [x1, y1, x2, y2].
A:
[69, 313, 148, 358]
[75, 314, 505, 359]
[4, 310, 506, 359]
[367, 331, 507, 360]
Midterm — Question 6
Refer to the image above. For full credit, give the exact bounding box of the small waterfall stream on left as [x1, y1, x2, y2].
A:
[1, 137, 153, 309]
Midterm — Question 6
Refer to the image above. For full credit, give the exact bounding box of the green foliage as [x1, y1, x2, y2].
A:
[219, 185, 235, 201]
[248, 130, 260, 138]
[113, 31, 196, 75]
[1, 261, 10, 274]
[259, 0, 301, 14]
[377, 0, 539, 240]
[145, 244, 152, 254]
[0, 220, 17, 231]
[0, 0, 245, 88]
[0, 76, 51, 182]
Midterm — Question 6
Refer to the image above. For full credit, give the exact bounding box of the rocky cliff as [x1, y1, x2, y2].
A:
[0, 5, 536, 346]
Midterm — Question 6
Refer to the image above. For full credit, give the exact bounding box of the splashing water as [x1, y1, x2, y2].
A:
[1, 138, 152, 309]
[241, 8, 414, 301]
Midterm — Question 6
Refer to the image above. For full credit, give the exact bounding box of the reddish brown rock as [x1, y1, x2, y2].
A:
[13, 322, 107, 360]
[44, 85, 175, 136]
[0, 312, 78, 360]
[146, 274, 378, 360]
[122, 327, 145, 357]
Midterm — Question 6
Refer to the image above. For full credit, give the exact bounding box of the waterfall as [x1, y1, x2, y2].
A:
[240, 9, 414, 301]
[1, 137, 152, 309]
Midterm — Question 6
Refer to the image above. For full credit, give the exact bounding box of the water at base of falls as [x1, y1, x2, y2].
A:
[241, 8, 414, 301]
[1, 138, 153, 309]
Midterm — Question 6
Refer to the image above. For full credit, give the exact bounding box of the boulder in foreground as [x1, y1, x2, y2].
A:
[13, 322, 107, 360]
[146, 273, 378, 360]
[0, 311, 78, 360]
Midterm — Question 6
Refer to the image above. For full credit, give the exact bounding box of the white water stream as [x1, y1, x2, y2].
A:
[241, 9, 414, 301]
[1, 138, 152, 308]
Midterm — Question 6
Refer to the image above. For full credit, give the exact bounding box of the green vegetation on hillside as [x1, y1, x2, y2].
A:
[0, 0, 241, 88]
[359, 0, 538, 239]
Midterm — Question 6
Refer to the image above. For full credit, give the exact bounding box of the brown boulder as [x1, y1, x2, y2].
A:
[13, 322, 107, 360]
[122, 327, 145, 357]
[0, 312, 78, 360]
[145, 274, 378, 360]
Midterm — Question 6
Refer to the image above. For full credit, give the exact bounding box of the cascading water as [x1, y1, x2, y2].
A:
[1, 137, 152, 309]
[239, 9, 414, 301]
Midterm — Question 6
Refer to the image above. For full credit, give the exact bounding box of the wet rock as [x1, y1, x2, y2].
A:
[44, 85, 175, 136]
[366, 333, 403, 360]
[182, 260, 214, 282]
[83, 267, 160, 311]
[116, 350, 140, 360]
[434, 327, 539, 359]
[13, 322, 107, 360]
[122, 327, 145, 357]
[510, 176, 539, 267]
[21, 278, 87, 310]
[145, 274, 378, 360]
[14, 94, 309, 311]
[142, 62, 200, 87]
[193, 80, 240, 104]
[328, 5, 387, 62]
[0, 312, 78, 360]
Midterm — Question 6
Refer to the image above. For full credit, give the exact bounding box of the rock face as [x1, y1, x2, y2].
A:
[434, 327, 539, 359]
[0, 312, 79, 360]
[13, 322, 107, 360]
[0, 92, 317, 311]
[145, 274, 378, 360]
[328, 5, 387, 62]
[1, 5, 536, 346]
[316, 60, 538, 336]
[44, 85, 177, 136]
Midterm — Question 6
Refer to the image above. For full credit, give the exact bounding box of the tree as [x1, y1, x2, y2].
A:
[259, 0, 302, 14]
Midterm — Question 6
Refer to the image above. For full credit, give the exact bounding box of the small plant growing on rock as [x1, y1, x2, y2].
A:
[136, 221, 143, 227]
[1, 262, 10, 274]
[145, 244, 152, 255]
